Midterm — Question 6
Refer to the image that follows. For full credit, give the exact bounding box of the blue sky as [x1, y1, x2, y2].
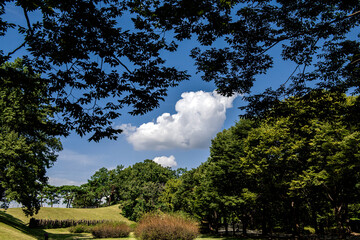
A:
[2, 2, 305, 186]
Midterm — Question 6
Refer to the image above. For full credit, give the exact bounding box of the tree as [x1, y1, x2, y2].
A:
[159, 178, 182, 212]
[1, 1, 359, 140]
[42, 185, 60, 207]
[0, 0, 189, 141]
[189, 91, 360, 236]
[207, 119, 258, 235]
[160, 168, 200, 216]
[72, 183, 99, 208]
[115, 160, 176, 221]
[87, 167, 112, 207]
[58, 185, 80, 208]
[135, 0, 360, 114]
[242, 91, 360, 236]
[0, 59, 62, 216]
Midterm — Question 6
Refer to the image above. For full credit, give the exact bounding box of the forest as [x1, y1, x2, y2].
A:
[39, 91, 360, 238]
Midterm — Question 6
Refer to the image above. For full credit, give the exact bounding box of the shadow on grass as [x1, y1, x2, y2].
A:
[0, 210, 92, 240]
[0, 210, 45, 239]
[197, 234, 265, 240]
[46, 231, 93, 240]
[198, 233, 360, 240]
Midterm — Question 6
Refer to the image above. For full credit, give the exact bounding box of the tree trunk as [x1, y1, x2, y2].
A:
[232, 221, 236, 236]
[311, 208, 319, 235]
[291, 201, 300, 236]
[224, 216, 229, 235]
[214, 210, 219, 234]
[262, 208, 268, 236]
[334, 203, 345, 237]
[242, 215, 248, 236]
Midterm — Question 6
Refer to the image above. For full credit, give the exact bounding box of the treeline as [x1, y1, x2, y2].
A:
[164, 91, 360, 237]
[52, 91, 360, 238]
[42, 160, 183, 220]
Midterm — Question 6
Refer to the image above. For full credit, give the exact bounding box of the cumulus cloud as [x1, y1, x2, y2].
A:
[153, 155, 177, 168]
[121, 90, 237, 150]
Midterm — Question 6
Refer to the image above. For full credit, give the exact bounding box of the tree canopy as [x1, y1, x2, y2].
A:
[188, 91, 360, 236]
[0, 59, 62, 216]
[0, 0, 359, 140]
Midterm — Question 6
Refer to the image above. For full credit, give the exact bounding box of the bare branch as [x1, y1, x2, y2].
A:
[351, 58, 360, 65]
[347, 10, 360, 18]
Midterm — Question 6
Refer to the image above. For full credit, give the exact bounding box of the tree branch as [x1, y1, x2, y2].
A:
[114, 56, 133, 74]
[281, 64, 301, 88]
[23, 7, 33, 34]
[351, 58, 360, 65]
[347, 10, 360, 18]
[7, 41, 26, 57]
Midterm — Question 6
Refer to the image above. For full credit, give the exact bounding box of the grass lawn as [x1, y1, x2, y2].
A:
[3, 204, 132, 224]
[0, 205, 133, 240]
[0, 206, 260, 240]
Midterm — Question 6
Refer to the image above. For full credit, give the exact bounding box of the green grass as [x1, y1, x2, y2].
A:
[0, 205, 256, 239]
[0, 210, 92, 240]
[0, 205, 134, 240]
[3, 204, 132, 224]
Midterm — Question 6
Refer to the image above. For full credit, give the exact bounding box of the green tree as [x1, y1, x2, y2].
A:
[194, 91, 360, 236]
[242, 91, 360, 235]
[72, 183, 99, 208]
[0, 59, 62, 216]
[87, 167, 112, 207]
[159, 178, 182, 212]
[207, 119, 257, 235]
[160, 168, 200, 216]
[42, 185, 60, 207]
[115, 160, 176, 221]
[58, 185, 80, 208]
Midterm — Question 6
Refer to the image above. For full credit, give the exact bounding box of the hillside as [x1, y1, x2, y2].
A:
[3, 204, 132, 224]
[0, 210, 43, 240]
[0, 205, 134, 240]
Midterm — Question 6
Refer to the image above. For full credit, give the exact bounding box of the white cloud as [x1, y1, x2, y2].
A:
[121, 90, 237, 150]
[48, 177, 83, 186]
[153, 155, 177, 168]
[117, 123, 136, 135]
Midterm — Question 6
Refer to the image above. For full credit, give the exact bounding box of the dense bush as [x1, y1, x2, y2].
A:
[91, 222, 131, 238]
[135, 213, 199, 240]
[68, 224, 92, 233]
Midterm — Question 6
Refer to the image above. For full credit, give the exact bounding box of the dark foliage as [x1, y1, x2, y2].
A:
[129, 0, 360, 116]
[1, 0, 189, 141]
[1, 1, 359, 140]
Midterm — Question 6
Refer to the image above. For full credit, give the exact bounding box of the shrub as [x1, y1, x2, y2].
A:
[91, 222, 131, 238]
[135, 213, 199, 240]
[68, 224, 92, 233]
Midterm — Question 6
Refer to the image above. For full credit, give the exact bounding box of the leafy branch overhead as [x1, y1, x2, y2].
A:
[1, 0, 189, 141]
[1, 0, 359, 140]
